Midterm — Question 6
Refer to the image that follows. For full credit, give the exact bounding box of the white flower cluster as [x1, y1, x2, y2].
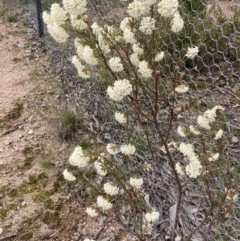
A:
[86, 207, 98, 217]
[97, 196, 112, 210]
[185, 46, 199, 59]
[72, 55, 90, 79]
[82, 46, 98, 66]
[115, 112, 127, 123]
[177, 126, 186, 137]
[214, 129, 223, 140]
[155, 51, 164, 62]
[158, 0, 179, 17]
[139, 17, 156, 35]
[107, 79, 132, 101]
[133, 44, 144, 55]
[175, 84, 189, 93]
[91, 22, 111, 55]
[94, 154, 107, 176]
[171, 11, 184, 32]
[42, 3, 68, 43]
[185, 160, 202, 178]
[130, 177, 143, 188]
[197, 115, 211, 130]
[175, 162, 184, 175]
[70, 14, 88, 30]
[63, 0, 87, 15]
[178, 143, 202, 178]
[123, 29, 136, 44]
[120, 17, 132, 31]
[145, 211, 159, 223]
[138, 61, 152, 78]
[103, 182, 119, 196]
[189, 125, 201, 135]
[127, 0, 151, 18]
[69, 146, 90, 168]
[49, 3, 67, 25]
[120, 144, 136, 155]
[208, 153, 219, 162]
[63, 169, 76, 181]
[197, 105, 225, 130]
[108, 57, 124, 72]
[106, 143, 119, 155]
[47, 23, 69, 43]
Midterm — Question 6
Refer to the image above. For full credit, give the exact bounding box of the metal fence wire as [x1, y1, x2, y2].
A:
[26, 0, 240, 240]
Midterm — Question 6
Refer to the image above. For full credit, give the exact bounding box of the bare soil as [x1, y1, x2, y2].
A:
[0, 5, 133, 241]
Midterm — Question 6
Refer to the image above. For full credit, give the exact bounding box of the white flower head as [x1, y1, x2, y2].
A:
[97, 196, 112, 210]
[95, 154, 107, 176]
[179, 143, 198, 162]
[197, 115, 211, 130]
[103, 182, 119, 196]
[91, 22, 103, 35]
[106, 143, 119, 155]
[63, 169, 76, 181]
[84, 239, 95, 241]
[50, 3, 67, 25]
[127, 0, 150, 18]
[82, 46, 98, 66]
[158, 0, 179, 17]
[130, 177, 143, 189]
[177, 126, 186, 137]
[204, 109, 216, 123]
[132, 44, 144, 55]
[107, 79, 132, 102]
[108, 57, 124, 72]
[145, 211, 159, 223]
[47, 23, 69, 43]
[130, 53, 140, 66]
[120, 17, 132, 31]
[208, 153, 219, 162]
[171, 11, 184, 32]
[70, 15, 88, 30]
[175, 162, 185, 175]
[69, 146, 90, 168]
[175, 84, 189, 93]
[185, 160, 202, 178]
[123, 29, 136, 44]
[42, 11, 53, 25]
[138, 60, 152, 78]
[185, 46, 199, 59]
[155, 51, 164, 62]
[86, 207, 98, 217]
[120, 144, 136, 155]
[214, 129, 223, 140]
[189, 125, 201, 135]
[139, 17, 156, 35]
[63, 0, 87, 15]
[72, 56, 90, 79]
[115, 112, 127, 124]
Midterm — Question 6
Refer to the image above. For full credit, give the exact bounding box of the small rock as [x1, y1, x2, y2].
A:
[22, 201, 27, 207]
[232, 136, 239, 144]
[0, 227, 3, 235]
[28, 130, 33, 135]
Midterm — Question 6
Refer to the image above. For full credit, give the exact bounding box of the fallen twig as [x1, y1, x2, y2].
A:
[1, 122, 26, 136]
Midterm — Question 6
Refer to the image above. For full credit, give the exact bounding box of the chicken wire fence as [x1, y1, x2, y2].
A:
[25, 0, 240, 240]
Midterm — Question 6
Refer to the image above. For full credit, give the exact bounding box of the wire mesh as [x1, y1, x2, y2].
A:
[25, 0, 240, 240]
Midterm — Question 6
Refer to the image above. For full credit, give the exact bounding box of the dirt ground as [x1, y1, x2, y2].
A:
[0, 4, 134, 241]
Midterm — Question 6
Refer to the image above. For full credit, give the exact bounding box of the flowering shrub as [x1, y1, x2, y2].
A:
[43, 0, 239, 240]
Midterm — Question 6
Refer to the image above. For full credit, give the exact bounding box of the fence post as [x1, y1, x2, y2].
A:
[35, 0, 44, 37]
